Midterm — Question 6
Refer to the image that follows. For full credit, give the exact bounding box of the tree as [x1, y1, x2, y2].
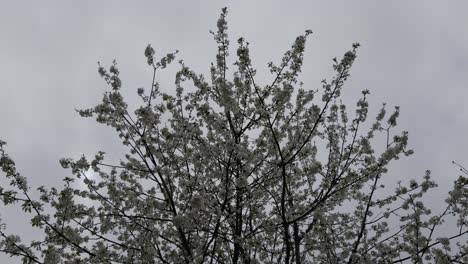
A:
[0, 7, 467, 264]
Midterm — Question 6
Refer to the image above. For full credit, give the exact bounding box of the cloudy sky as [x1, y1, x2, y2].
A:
[1, 1, 467, 262]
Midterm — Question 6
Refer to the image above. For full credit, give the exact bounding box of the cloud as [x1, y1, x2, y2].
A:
[1, 1, 467, 262]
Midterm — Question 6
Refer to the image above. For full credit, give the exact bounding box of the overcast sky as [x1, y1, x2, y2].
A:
[1, 1, 467, 262]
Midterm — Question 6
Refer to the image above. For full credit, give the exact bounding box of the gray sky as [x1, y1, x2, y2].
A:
[1, 1, 467, 262]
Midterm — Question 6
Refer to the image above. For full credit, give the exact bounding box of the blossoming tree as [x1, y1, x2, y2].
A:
[1, 8, 467, 264]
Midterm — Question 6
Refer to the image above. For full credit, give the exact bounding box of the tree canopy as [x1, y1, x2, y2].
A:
[1, 8, 467, 264]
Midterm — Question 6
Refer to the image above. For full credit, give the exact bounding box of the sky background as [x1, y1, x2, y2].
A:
[1, 1, 467, 262]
